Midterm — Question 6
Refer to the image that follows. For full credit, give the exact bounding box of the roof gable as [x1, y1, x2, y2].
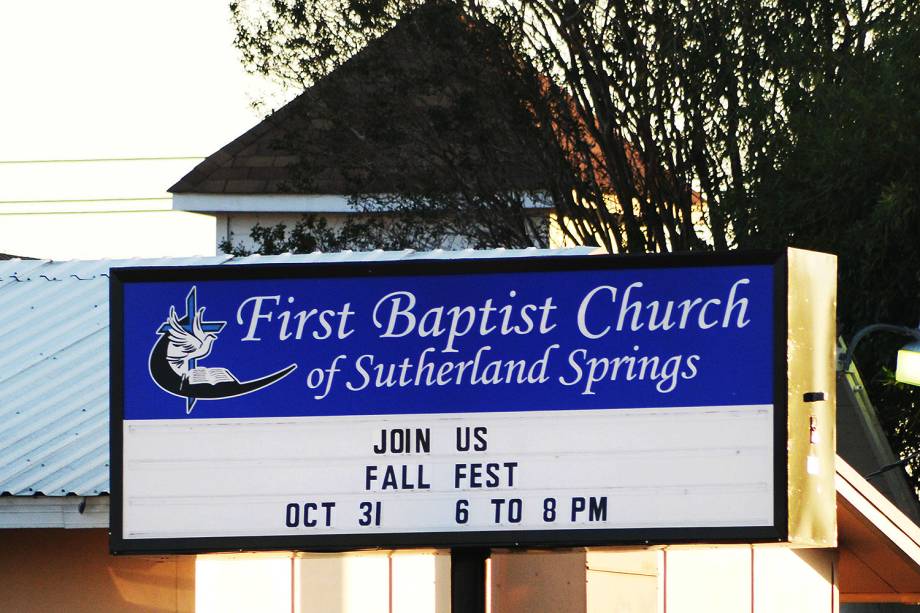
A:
[170, 4, 548, 196]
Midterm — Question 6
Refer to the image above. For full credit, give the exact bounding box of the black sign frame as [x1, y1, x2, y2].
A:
[110, 251, 789, 555]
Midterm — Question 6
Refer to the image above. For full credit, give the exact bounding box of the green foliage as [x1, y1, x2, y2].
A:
[218, 213, 443, 256]
[749, 8, 920, 488]
[229, 0, 920, 486]
[232, 0, 904, 254]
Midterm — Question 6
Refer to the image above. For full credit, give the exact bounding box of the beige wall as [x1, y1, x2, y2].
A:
[0, 531, 839, 613]
[587, 550, 659, 613]
[491, 546, 838, 613]
[195, 550, 451, 613]
[663, 547, 838, 612]
[0, 528, 194, 613]
[492, 550, 588, 613]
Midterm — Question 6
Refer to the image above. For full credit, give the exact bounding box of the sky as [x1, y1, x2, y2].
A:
[0, 0, 275, 161]
[0, 1, 287, 259]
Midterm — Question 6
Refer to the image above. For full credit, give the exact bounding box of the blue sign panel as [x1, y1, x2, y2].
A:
[120, 263, 773, 420]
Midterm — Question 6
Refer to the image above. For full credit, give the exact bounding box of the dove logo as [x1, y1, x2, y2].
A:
[148, 286, 297, 414]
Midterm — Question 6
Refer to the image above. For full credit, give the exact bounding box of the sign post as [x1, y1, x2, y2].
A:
[451, 547, 489, 613]
[110, 249, 835, 557]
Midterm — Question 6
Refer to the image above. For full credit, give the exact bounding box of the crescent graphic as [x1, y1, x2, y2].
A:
[148, 327, 297, 401]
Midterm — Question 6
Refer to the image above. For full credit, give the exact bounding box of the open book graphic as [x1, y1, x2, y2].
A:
[185, 367, 239, 386]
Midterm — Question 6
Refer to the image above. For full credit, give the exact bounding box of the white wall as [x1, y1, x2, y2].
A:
[491, 546, 838, 613]
[217, 212, 350, 254]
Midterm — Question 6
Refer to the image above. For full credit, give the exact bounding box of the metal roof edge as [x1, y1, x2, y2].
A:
[0, 495, 109, 529]
[172, 192, 555, 213]
[836, 455, 920, 552]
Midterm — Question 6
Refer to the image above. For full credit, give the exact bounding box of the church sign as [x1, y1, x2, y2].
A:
[109, 249, 836, 554]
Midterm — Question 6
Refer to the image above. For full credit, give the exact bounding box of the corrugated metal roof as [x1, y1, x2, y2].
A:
[0, 247, 596, 496]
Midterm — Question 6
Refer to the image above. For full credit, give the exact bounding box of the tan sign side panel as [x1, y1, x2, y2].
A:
[787, 247, 837, 547]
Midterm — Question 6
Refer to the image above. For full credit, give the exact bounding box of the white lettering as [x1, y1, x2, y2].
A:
[237, 295, 281, 341]
[723, 279, 751, 328]
[373, 291, 417, 338]
[577, 285, 616, 339]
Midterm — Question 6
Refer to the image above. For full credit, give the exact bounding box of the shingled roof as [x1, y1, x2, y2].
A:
[170, 3, 549, 196]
